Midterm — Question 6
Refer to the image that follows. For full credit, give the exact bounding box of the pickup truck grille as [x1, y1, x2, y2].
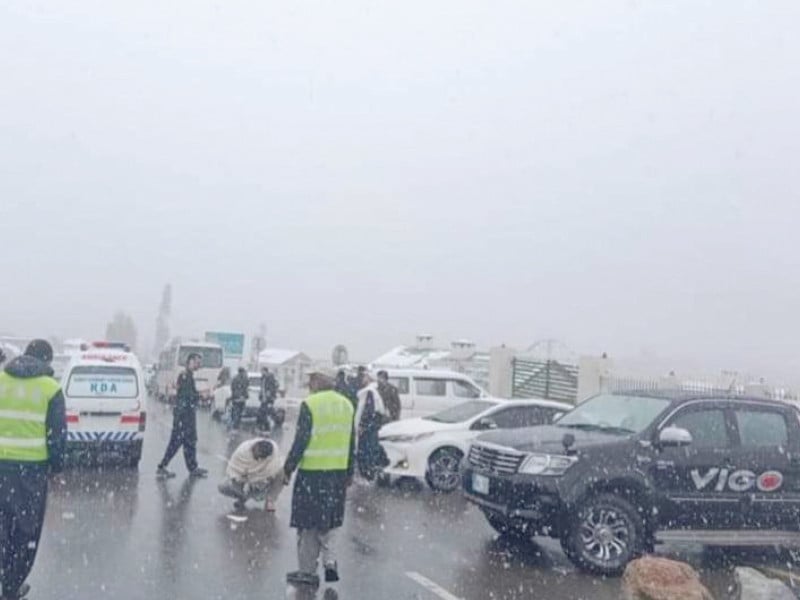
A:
[468, 443, 525, 475]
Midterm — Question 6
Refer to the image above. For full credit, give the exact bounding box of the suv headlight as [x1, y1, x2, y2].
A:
[518, 453, 577, 476]
[380, 432, 435, 443]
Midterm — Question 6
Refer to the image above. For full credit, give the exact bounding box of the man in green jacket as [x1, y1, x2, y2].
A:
[0, 339, 67, 600]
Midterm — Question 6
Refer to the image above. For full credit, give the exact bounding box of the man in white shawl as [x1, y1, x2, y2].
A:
[219, 437, 284, 511]
[354, 375, 390, 480]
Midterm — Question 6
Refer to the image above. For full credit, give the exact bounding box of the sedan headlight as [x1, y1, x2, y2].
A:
[518, 453, 577, 476]
[380, 432, 436, 443]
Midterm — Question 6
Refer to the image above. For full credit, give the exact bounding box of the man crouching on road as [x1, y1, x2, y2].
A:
[283, 370, 355, 589]
[218, 437, 284, 512]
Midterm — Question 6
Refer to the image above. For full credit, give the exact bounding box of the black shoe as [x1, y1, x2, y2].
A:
[189, 467, 208, 478]
[156, 466, 176, 479]
[324, 562, 339, 583]
[286, 571, 320, 588]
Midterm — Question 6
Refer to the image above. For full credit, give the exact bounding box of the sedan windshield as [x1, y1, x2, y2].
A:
[424, 400, 495, 423]
[557, 394, 671, 434]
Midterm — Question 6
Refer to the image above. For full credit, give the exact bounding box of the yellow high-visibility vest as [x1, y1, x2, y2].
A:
[299, 390, 354, 471]
[0, 372, 59, 462]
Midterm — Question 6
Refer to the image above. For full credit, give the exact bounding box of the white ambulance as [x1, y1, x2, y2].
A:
[61, 342, 147, 467]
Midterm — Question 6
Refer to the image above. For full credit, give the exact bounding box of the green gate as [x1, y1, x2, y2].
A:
[512, 358, 578, 403]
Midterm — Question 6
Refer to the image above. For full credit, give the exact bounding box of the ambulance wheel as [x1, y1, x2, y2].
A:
[561, 493, 644, 576]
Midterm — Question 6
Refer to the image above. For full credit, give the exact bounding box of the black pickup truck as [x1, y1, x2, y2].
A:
[463, 390, 800, 575]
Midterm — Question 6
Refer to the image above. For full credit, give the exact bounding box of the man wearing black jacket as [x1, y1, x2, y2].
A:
[156, 353, 208, 479]
[0, 339, 66, 600]
[229, 367, 249, 431]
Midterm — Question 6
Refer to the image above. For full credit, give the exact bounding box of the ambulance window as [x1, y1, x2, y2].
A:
[735, 410, 788, 448]
[66, 366, 139, 399]
[669, 408, 730, 448]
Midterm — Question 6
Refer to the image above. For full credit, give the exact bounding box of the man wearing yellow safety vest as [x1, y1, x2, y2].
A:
[0, 340, 66, 600]
[283, 370, 355, 589]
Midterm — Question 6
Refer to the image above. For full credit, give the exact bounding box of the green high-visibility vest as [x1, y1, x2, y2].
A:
[299, 390, 354, 471]
[0, 372, 59, 462]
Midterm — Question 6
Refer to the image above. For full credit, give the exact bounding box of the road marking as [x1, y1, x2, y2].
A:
[405, 572, 462, 600]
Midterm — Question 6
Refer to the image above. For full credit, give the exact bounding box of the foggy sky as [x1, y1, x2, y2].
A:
[1, 1, 799, 382]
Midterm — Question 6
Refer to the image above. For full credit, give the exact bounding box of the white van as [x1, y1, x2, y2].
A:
[61, 342, 147, 467]
[155, 340, 223, 406]
[377, 368, 488, 419]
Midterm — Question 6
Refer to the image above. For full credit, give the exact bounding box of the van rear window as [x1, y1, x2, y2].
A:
[66, 366, 139, 399]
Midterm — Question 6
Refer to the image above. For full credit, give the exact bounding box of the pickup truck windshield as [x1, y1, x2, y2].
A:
[557, 394, 670, 434]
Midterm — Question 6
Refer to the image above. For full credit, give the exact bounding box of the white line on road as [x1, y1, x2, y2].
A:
[405, 572, 463, 600]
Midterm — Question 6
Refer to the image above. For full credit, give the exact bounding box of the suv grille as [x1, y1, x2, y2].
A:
[468, 443, 525, 475]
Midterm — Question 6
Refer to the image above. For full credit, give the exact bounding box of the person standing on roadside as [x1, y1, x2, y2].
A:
[257, 367, 279, 431]
[284, 371, 354, 588]
[376, 370, 401, 422]
[0, 339, 66, 600]
[354, 375, 390, 480]
[229, 367, 249, 431]
[334, 370, 356, 408]
[157, 352, 208, 479]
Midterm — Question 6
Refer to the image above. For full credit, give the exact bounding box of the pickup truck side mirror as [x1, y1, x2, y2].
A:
[658, 426, 693, 448]
[472, 417, 498, 431]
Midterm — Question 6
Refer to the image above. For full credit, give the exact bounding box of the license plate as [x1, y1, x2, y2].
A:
[472, 473, 490, 495]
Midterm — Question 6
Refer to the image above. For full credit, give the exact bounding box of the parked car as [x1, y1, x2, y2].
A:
[379, 397, 570, 492]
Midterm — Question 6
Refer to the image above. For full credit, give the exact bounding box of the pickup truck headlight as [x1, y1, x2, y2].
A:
[380, 432, 435, 443]
[518, 453, 577, 476]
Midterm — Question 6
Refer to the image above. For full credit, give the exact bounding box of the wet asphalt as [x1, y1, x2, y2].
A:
[26, 403, 800, 600]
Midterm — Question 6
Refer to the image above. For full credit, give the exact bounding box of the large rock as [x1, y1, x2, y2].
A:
[622, 556, 714, 600]
[735, 567, 795, 600]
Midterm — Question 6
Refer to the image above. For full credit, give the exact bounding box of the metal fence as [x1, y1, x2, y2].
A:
[512, 358, 579, 403]
[604, 375, 800, 402]
[605, 376, 733, 395]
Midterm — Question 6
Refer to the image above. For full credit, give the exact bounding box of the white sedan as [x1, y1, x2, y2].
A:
[379, 398, 571, 492]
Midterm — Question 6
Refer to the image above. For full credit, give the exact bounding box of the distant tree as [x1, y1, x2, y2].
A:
[106, 311, 138, 350]
[152, 284, 172, 357]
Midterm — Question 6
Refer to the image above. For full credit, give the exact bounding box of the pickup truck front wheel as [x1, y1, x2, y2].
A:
[561, 493, 644, 576]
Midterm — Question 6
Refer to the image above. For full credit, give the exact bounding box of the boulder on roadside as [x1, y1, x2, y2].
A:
[622, 556, 714, 600]
[734, 567, 795, 600]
